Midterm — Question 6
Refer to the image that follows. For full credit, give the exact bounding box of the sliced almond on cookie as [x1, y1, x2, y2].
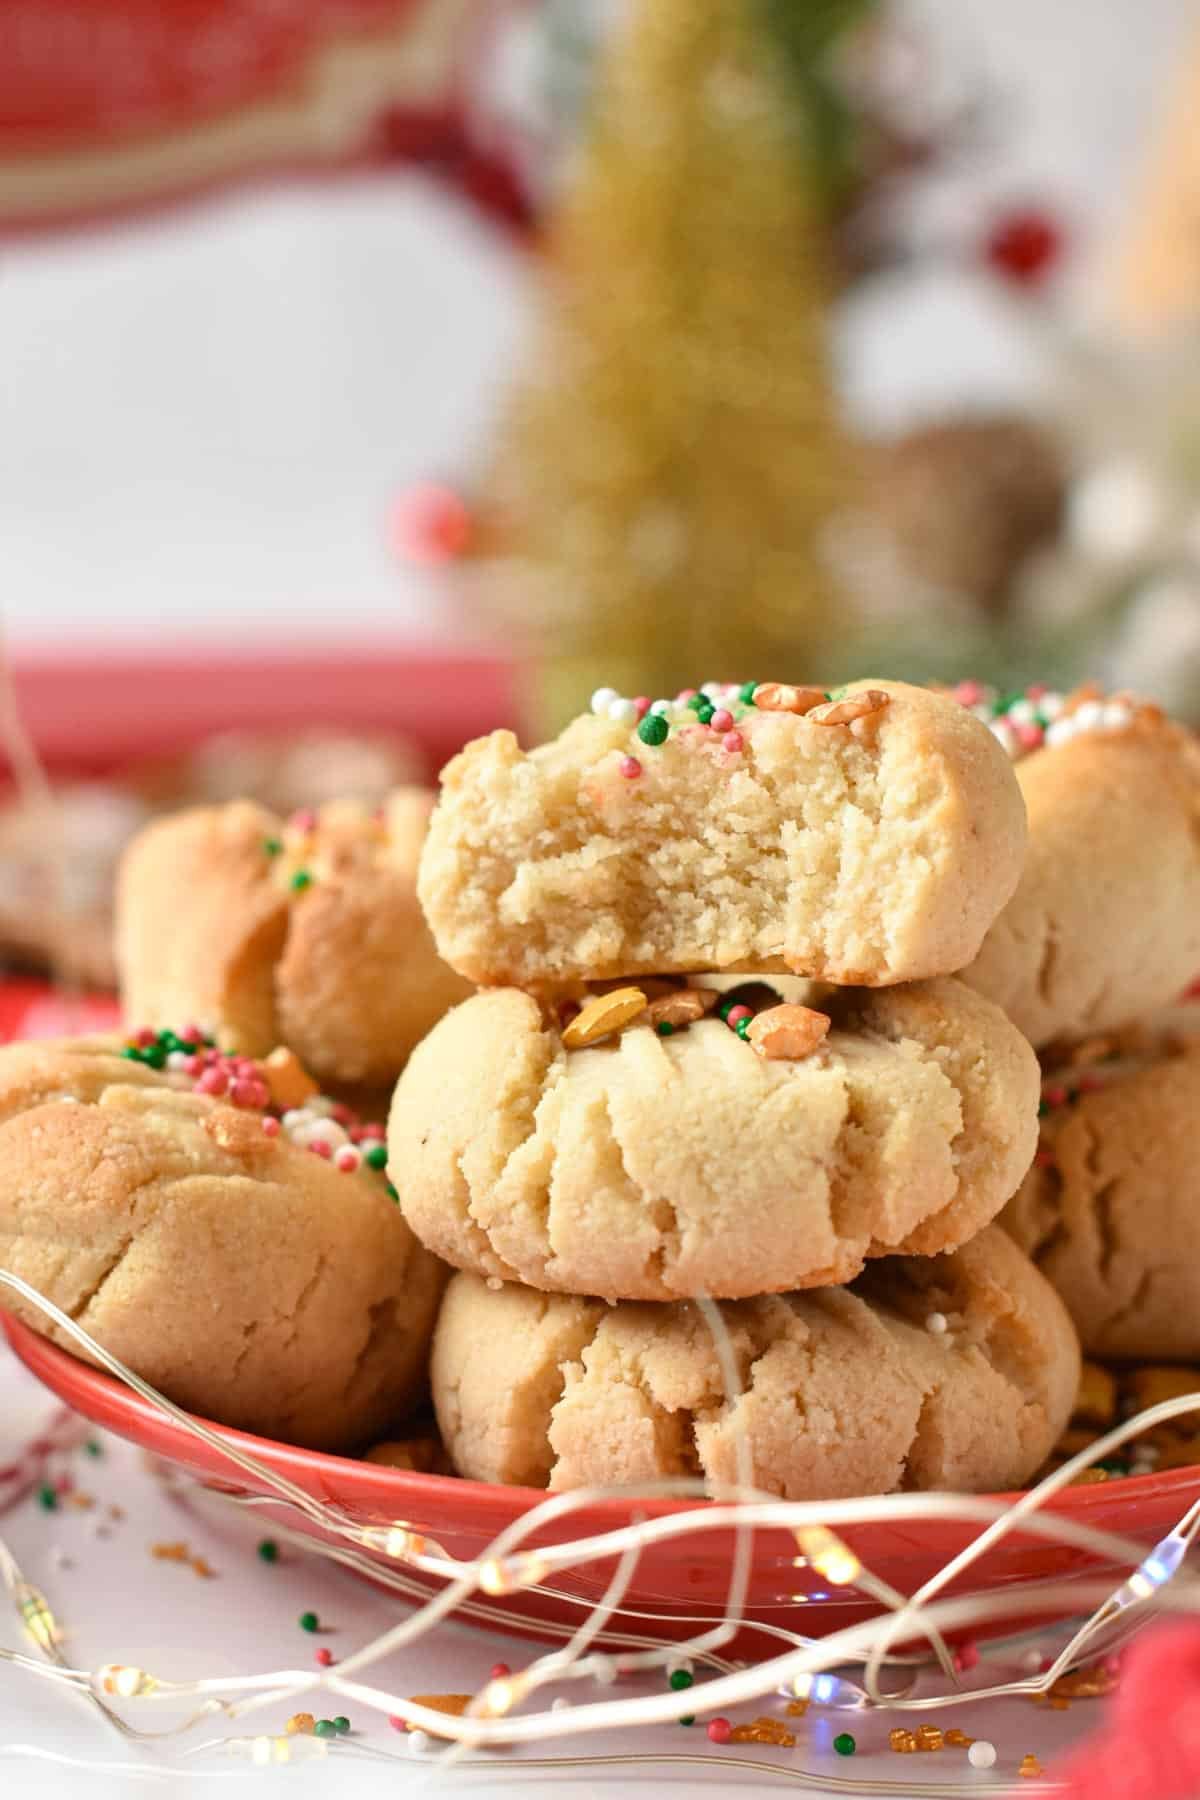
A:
[746, 1004, 830, 1061]
[644, 988, 719, 1029]
[562, 987, 647, 1048]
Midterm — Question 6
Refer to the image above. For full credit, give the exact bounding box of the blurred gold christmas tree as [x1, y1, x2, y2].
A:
[466, 0, 866, 732]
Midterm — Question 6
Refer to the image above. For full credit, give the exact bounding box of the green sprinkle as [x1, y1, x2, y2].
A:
[1096, 1457, 1129, 1474]
[717, 998, 735, 1021]
[314, 1719, 337, 1738]
[637, 712, 669, 747]
[385, 1181, 400, 1203]
[263, 837, 283, 857]
[1038, 1100, 1048, 1117]
[299, 1611, 319, 1633]
[695, 702, 715, 725]
[290, 870, 313, 892]
[668, 1669, 694, 1692]
[332, 1716, 351, 1735]
[678, 1715, 695, 1727]
[739, 681, 759, 703]
[257, 1539, 279, 1563]
[84, 1440, 102, 1459]
[828, 685, 849, 701]
[36, 1484, 58, 1512]
[655, 1021, 675, 1037]
[141, 1045, 166, 1069]
[364, 1143, 388, 1171]
[685, 694, 707, 712]
[735, 1017, 751, 1040]
[120, 1046, 143, 1062]
[833, 1732, 856, 1757]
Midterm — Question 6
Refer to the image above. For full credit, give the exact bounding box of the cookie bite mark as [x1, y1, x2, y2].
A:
[418, 679, 1027, 990]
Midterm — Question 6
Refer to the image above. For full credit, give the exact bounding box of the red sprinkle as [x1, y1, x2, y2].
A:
[1035, 1149, 1056, 1169]
[1014, 722, 1044, 751]
[726, 1005, 752, 1027]
[230, 1078, 262, 1108]
[261, 1116, 281, 1138]
[308, 1140, 332, 1160]
[954, 680, 985, 706]
[315, 1648, 335, 1667]
[722, 730, 744, 753]
[330, 1103, 354, 1126]
[1043, 1085, 1068, 1109]
[1027, 683, 1048, 701]
[388, 1716, 407, 1732]
[954, 1641, 980, 1673]
[335, 1147, 361, 1173]
[619, 756, 642, 780]
[710, 708, 733, 733]
[490, 1663, 511, 1681]
[1078, 1074, 1103, 1093]
[707, 1718, 732, 1744]
[358, 1122, 386, 1141]
[135, 1028, 157, 1048]
[633, 696, 651, 719]
[195, 1068, 228, 1097]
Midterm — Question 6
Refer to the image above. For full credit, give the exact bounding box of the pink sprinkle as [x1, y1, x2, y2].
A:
[135, 1028, 157, 1048]
[358, 1123, 386, 1142]
[230, 1078, 262, 1108]
[726, 1005, 752, 1027]
[1103, 1652, 1123, 1677]
[619, 756, 642, 780]
[289, 808, 317, 833]
[261, 1116, 281, 1138]
[490, 1662, 511, 1680]
[1014, 722, 1044, 750]
[710, 708, 733, 733]
[953, 679, 984, 706]
[308, 1140, 332, 1160]
[633, 696, 651, 719]
[335, 1147, 361, 1173]
[181, 1055, 201, 1076]
[315, 1648, 335, 1668]
[55, 1473, 74, 1495]
[180, 1023, 204, 1046]
[330, 1103, 354, 1126]
[1043, 1085, 1068, 1109]
[676, 688, 697, 703]
[388, 1716, 407, 1732]
[1027, 682, 1048, 700]
[195, 1068, 228, 1097]
[707, 1718, 732, 1744]
[954, 1641, 979, 1672]
[722, 730, 744, 753]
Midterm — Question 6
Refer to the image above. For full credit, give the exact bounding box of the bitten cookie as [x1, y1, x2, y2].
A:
[117, 790, 472, 1088]
[958, 684, 1200, 1047]
[431, 1228, 1080, 1497]
[1002, 1010, 1200, 1359]
[388, 976, 1039, 1301]
[418, 679, 1026, 989]
[0, 1031, 445, 1450]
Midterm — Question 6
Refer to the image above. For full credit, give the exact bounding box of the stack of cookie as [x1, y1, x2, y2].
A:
[948, 682, 1200, 1373]
[395, 678, 1080, 1499]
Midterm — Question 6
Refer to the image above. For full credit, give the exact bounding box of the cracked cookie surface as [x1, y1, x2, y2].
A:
[0, 1036, 446, 1450]
[418, 681, 1026, 989]
[963, 723, 1200, 1048]
[387, 978, 1039, 1301]
[431, 1228, 1079, 1497]
[1002, 1016, 1200, 1358]
[116, 790, 472, 1088]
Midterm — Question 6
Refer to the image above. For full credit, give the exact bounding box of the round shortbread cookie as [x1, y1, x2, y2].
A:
[418, 679, 1027, 989]
[431, 1228, 1080, 1497]
[388, 977, 1039, 1301]
[1002, 1011, 1200, 1359]
[963, 717, 1200, 1048]
[0, 1035, 445, 1451]
[117, 789, 472, 1088]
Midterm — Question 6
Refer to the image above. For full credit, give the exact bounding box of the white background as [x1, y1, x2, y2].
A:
[0, 0, 1196, 660]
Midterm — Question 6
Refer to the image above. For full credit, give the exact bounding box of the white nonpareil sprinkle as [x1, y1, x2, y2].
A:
[406, 1729, 431, 1756]
[551, 1697, 572, 1713]
[591, 1655, 618, 1685]
[925, 1312, 949, 1335]
[591, 687, 620, 716]
[606, 697, 639, 725]
[968, 1740, 997, 1769]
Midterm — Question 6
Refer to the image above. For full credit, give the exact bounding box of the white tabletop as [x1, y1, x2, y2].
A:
[0, 1348, 1103, 1800]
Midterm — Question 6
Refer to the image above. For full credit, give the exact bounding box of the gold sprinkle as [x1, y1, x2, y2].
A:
[262, 1046, 320, 1110]
[1019, 1752, 1044, 1778]
[945, 1728, 973, 1747]
[408, 1693, 476, 1737]
[729, 1717, 796, 1747]
[914, 1724, 945, 1751]
[562, 987, 647, 1049]
[286, 1713, 315, 1735]
[889, 1728, 917, 1753]
[1068, 1467, 1110, 1485]
[784, 1697, 809, 1718]
[67, 1492, 95, 1511]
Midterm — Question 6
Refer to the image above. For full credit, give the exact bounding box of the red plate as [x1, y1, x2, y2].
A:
[6, 1313, 1198, 1650]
